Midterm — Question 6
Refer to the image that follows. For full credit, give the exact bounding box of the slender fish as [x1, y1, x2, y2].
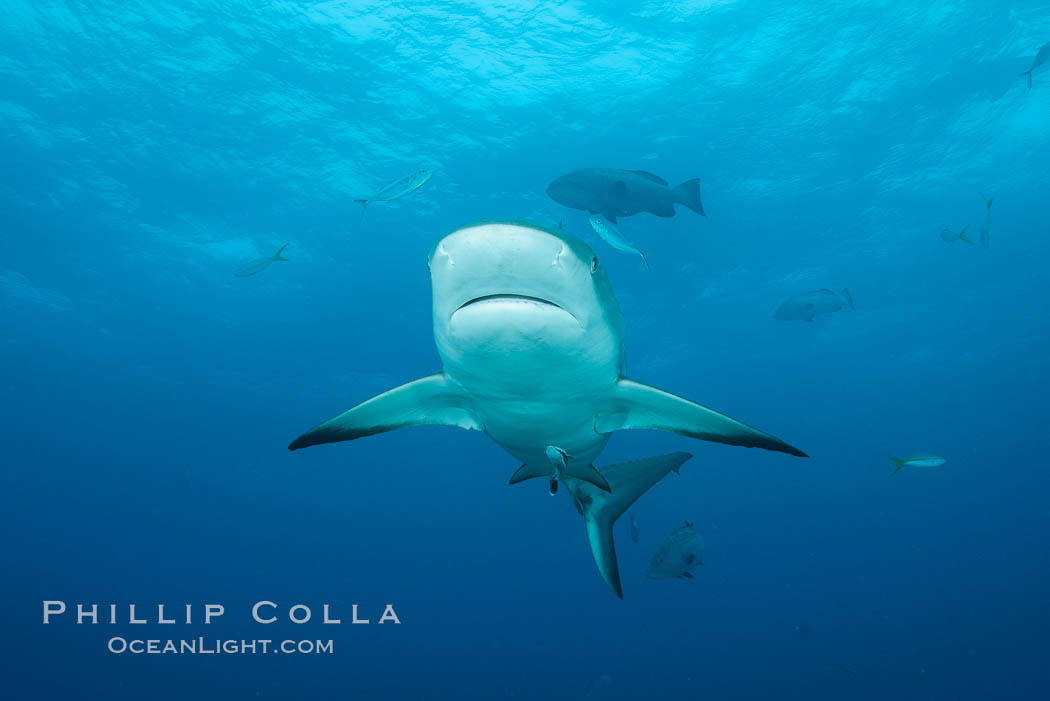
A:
[889, 454, 947, 475]
[588, 217, 650, 270]
[355, 168, 433, 221]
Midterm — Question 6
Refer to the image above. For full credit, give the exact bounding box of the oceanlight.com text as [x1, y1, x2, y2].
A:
[107, 637, 334, 655]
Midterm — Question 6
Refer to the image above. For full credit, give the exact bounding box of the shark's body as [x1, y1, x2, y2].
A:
[289, 222, 805, 596]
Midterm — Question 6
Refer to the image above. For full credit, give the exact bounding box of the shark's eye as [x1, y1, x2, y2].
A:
[590, 256, 599, 274]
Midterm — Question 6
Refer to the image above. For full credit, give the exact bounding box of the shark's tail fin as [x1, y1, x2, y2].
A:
[272, 243, 289, 261]
[354, 199, 368, 222]
[673, 178, 705, 217]
[570, 452, 693, 598]
[841, 288, 855, 310]
[889, 456, 907, 475]
[1020, 70, 1033, 89]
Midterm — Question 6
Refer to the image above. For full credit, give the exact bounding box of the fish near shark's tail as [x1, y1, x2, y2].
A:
[272, 243, 289, 261]
[354, 199, 368, 222]
[570, 452, 693, 598]
[1020, 70, 1033, 89]
[673, 178, 706, 217]
[889, 457, 907, 475]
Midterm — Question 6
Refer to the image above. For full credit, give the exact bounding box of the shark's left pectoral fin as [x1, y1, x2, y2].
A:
[288, 373, 481, 451]
[595, 378, 807, 457]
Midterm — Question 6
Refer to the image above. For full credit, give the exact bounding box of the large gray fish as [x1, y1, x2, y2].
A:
[774, 288, 854, 322]
[647, 522, 703, 579]
[1020, 41, 1050, 89]
[234, 243, 288, 277]
[354, 168, 433, 221]
[547, 168, 705, 223]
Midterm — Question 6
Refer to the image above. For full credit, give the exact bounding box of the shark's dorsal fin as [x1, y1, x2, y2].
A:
[571, 452, 693, 598]
[288, 373, 481, 451]
[595, 379, 807, 457]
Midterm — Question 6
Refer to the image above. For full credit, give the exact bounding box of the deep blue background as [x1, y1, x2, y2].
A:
[2, 1, 1049, 699]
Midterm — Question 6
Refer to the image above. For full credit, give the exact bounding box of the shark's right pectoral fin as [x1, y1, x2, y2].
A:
[573, 452, 694, 598]
[288, 373, 481, 451]
[595, 379, 807, 457]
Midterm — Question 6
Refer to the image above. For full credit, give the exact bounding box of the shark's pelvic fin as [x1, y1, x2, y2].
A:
[509, 462, 611, 492]
[571, 452, 694, 598]
[288, 373, 481, 451]
[595, 379, 807, 457]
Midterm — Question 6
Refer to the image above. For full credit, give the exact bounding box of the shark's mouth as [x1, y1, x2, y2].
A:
[458, 293, 560, 310]
[454, 294, 579, 323]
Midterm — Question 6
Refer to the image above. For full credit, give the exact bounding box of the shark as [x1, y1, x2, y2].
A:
[288, 221, 806, 596]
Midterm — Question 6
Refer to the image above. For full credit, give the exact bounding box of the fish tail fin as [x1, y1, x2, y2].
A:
[889, 457, 906, 475]
[572, 452, 694, 598]
[673, 178, 705, 217]
[354, 199, 368, 222]
[982, 194, 994, 210]
[1020, 70, 1032, 89]
[272, 243, 289, 261]
[958, 225, 973, 244]
[841, 288, 854, 310]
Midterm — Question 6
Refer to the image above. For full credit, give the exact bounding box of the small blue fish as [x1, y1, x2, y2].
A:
[234, 243, 289, 277]
[588, 217, 650, 270]
[889, 454, 947, 475]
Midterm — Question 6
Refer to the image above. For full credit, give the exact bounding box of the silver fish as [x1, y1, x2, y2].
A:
[774, 288, 854, 322]
[547, 168, 704, 223]
[629, 513, 639, 544]
[354, 168, 433, 220]
[234, 243, 289, 277]
[1020, 41, 1050, 89]
[889, 454, 947, 474]
[647, 521, 703, 579]
[940, 225, 972, 244]
[588, 217, 650, 270]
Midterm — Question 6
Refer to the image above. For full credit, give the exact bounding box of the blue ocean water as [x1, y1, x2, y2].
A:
[2, 1, 1049, 698]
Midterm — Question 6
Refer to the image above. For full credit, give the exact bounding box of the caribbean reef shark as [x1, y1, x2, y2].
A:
[289, 222, 806, 596]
